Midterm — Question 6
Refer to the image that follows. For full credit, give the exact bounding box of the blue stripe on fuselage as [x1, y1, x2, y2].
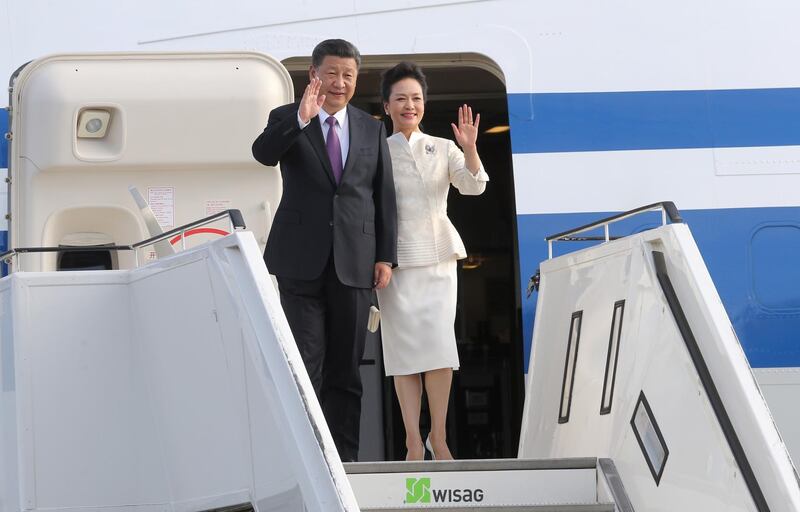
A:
[508, 88, 800, 153]
[518, 207, 800, 372]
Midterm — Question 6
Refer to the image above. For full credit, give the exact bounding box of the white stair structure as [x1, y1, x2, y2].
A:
[3, 202, 800, 511]
[0, 230, 359, 512]
[518, 203, 800, 511]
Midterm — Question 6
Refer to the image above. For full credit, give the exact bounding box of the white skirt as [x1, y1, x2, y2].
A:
[377, 258, 460, 376]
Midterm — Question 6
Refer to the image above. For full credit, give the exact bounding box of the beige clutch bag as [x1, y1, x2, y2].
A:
[367, 305, 381, 333]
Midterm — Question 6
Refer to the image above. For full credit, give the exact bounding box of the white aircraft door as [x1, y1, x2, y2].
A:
[7, 51, 292, 271]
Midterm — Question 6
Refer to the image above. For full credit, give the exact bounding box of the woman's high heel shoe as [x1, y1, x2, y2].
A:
[425, 435, 436, 461]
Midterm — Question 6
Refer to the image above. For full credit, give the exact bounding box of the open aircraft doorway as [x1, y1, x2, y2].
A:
[283, 53, 523, 461]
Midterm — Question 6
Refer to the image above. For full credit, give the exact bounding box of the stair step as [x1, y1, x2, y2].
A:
[345, 458, 599, 474]
[359, 505, 615, 512]
[346, 458, 605, 510]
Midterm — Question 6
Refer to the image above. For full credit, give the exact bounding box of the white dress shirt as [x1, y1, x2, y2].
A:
[298, 107, 349, 167]
[387, 130, 489, 268]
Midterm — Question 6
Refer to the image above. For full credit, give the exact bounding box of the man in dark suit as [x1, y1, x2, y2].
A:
[252, 39, 397, 462]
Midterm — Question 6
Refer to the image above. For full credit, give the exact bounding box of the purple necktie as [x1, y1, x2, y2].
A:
[325, 116, 343, 184]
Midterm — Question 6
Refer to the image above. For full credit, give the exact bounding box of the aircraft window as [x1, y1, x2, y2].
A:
[558, 311, 583, 424]
[750, 224, 800, 311]
[630, 391, 669, 485]
[600, 300, 625, 414]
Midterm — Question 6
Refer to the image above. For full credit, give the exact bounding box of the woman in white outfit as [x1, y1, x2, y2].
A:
[377, 62, 488, 461]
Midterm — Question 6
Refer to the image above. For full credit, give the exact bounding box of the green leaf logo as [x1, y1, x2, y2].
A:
[405, 477, 431, 503]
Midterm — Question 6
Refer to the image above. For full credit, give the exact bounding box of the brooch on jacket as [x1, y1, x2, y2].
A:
[424, 143, 436, 155]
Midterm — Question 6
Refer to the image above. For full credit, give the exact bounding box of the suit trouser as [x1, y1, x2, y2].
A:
[276, 255, 371, 462]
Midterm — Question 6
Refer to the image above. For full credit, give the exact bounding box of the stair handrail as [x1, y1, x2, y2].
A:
[545, 201, 683, 259]
[0, 209, 246, 271]
[598, 458, 635, 511]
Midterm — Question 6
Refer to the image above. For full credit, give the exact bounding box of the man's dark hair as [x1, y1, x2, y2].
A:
[311, 39, 362, 69]
[380, 61, 428, 103]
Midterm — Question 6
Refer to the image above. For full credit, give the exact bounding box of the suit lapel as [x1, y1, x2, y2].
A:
[341, 105, 362, 182]
[304, 116, 336, 186]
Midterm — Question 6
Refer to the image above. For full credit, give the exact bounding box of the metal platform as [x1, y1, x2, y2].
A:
[345, 458, 631, 511]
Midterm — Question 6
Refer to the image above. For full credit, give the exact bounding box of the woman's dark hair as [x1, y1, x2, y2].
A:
[380, 61, 428, 103]
[312, 39, 361, 69]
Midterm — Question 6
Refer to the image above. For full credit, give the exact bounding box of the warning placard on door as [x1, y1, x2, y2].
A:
[148, 187, 175, 229]
[205, 199, 231, 217]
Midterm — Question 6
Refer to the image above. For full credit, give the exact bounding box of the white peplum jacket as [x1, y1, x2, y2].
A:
[386, 130, 489, 268]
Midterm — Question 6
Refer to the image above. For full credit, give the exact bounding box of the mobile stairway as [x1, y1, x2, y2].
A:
[3, 202, 799, 511]
[0, 209, 631, 512]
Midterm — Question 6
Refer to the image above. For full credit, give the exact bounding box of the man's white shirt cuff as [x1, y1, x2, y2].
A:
[297, 112, 311, 129]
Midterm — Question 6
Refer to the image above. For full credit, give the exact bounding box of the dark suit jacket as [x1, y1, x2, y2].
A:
[252, 102, 397, 288]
